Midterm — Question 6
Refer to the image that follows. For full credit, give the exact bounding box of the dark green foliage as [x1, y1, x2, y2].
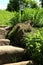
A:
[7, 0, 19, 11]
[30, 0, 38, 8]
[21, 8, 36, 22]
[21, 8, 43, 27]
[7, 0, 38, 11]
[9, 11, 21, 26]
[32, 9, 43, 27]
[9, 8, 36, 26]
[22, 28, 43, 65]
[6, 8, 43, 65]
[40, 0, 43, 7]
[8, 27, 43, 65]
[7, 8, 43, 27]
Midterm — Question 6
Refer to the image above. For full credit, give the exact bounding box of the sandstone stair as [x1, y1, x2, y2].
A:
[0, 46, 25, 64]
[0, 26, 33, 65]
[0, 28, 6, 39]
[3, 61, 33, 65]
[0, 39, 10, 45]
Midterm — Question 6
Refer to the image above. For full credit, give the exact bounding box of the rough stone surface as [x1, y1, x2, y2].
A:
[0, 39, 10, 45]
[0, 28, 6, 39]
[14, 22, 32, 33]
[3, 60, 33, 65]
[8, 22, 32, 47]
[0, 46, 25, 55]
[0, 46, 25, 64]
[5, 26, 12, 31]
[5, 26, 13, 37]
[0, 25, 7, 28]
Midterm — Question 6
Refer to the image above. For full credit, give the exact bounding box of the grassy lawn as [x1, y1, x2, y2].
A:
[0, 10, 14, 26]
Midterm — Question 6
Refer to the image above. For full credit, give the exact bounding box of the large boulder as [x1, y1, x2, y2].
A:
[8, 22, 32, 47]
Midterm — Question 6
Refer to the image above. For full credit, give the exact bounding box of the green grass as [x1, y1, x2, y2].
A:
[0, 10, 14, 26]
[0, 8, 43, 27]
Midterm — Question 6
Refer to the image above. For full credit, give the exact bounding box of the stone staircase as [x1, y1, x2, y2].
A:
[0, 28, 10, 45]
[0, 26, 33, 65]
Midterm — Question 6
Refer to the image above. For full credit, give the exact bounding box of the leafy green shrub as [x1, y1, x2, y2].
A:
[39, 27, 43, 37]
[23, 29, 43, 65]
[8, 8, 43, 27]
[8, 19, 43, 64]
[10, 11, 21, 26]
[9, 8, 37, 26]
[21, 8, 43, 27]
[32, 9, 43, 27]
[21, 8, 36, 22]
[8, 27, 43, 65]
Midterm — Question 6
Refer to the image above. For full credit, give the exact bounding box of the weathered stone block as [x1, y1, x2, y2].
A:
[0, 39, 10, 45]
[0, 46, 25, 64]
[3, 60, 33, 65]
[0, 28, 6, 39]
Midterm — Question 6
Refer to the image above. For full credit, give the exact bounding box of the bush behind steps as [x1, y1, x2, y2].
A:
[7, 8, 43, 65]
[8, 25, 43, 65]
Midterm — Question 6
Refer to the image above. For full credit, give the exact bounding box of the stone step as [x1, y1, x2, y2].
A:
[0, 28, 6, 39]
[3, 60, 33, 65]
[0, 39, 10, 45]
[0, 25, 7, 28]
[5, 26, 13, 36]
[0, 46, 25, 55]
[5, 26, 12, 30]
[0, 46, 25, 64]
[0, 26, 12, 38]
